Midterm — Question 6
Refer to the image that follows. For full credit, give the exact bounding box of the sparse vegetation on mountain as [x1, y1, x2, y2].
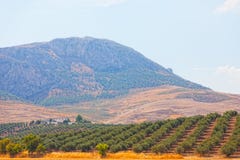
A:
[0, 37, 206, 106]
[0, 90, 21, 101]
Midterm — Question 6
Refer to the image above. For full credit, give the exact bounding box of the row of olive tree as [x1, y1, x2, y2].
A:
[0, 134, 46, 157]
[221, 115, 240, 157]
[176, 113, 220, 153]
[151, 116, 201, 153]
[196, 111, 238, 155]
[132, 118, 185, 153]
[109, 121, 164, 153]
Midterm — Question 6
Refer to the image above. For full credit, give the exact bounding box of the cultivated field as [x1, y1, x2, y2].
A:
[1, 111, 240, 158]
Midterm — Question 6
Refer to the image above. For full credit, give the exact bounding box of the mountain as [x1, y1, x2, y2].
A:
[0, 37, 207, 106]
[0, 90, 22, 101]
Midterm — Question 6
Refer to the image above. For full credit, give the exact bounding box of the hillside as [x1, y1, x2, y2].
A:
[0, 37, 206, 106]
[1, 37, 239, 125]
[0, 100, 76, 124]
[54, 86, 240, 124]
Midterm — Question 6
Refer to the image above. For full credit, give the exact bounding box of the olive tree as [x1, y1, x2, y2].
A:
[96, 143, 109, 158]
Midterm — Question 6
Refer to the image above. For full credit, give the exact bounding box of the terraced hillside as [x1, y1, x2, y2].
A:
[1, 111, 240, 157]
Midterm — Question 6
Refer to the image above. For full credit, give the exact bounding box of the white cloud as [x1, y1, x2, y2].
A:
[216, 65, 240, 77]
[190, 66, 240, 94]
[214, 65, 240, 93]
[215, 0, 240, 13]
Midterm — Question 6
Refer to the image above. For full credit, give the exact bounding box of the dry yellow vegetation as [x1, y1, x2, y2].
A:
[0, 100, 76, 123]
[1, 152, 240, 160]
[58, 86, 240, 124]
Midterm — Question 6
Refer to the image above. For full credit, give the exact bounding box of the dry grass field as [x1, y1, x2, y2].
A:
[0, 152, 240, 160]
[55, 86, 240, 124]
[0, 100, 76, 123]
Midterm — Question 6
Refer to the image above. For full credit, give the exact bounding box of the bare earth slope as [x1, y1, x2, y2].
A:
[0, 100, 76, 123]
[53, 86, 240, 124]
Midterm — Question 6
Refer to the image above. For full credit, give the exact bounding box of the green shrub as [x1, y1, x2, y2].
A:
[6, 143, 23, 157]
[96, 143, 109, 158]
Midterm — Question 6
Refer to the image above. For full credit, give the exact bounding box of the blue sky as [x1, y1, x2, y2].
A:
[0, 0, 240, 93]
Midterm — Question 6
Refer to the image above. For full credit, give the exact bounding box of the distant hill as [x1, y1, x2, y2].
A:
[0, 100, 76, 124]
[0, 37, 207, 106]
[54, 86, 240, 124]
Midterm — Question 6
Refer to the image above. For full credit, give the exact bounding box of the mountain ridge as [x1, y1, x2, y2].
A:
[0, 37, 207, 106]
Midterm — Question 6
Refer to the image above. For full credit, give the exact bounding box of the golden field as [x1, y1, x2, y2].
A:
[1, 152, 240, 160]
